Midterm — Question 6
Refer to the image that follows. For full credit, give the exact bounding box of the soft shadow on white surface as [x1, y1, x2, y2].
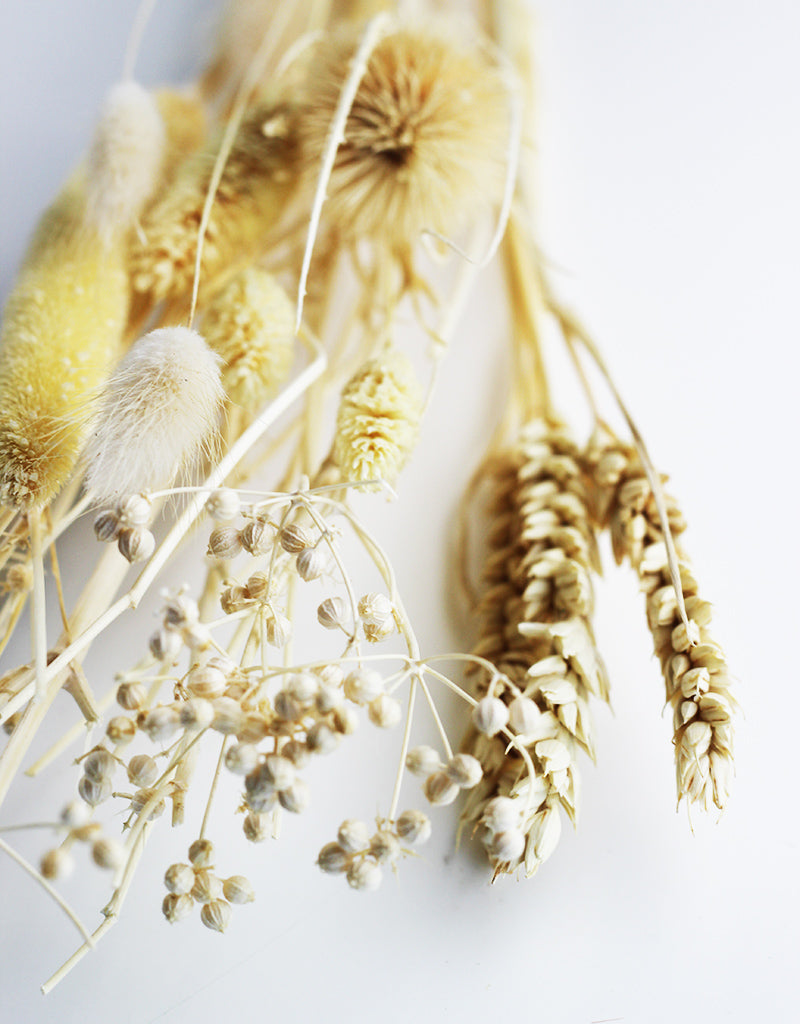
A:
[0, 2, 797, 1022]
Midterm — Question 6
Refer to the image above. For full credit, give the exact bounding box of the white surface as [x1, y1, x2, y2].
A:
[0, 2, 797, 1022]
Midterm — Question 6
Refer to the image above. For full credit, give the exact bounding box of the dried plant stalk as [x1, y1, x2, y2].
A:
[585, 428, 734, 810]
[461, 418, 609, 877]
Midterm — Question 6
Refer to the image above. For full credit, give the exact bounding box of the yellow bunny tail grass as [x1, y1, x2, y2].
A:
[299, 21, 508, 255]
[333, 349, 422, 487]
[0, 193, 129, 510]
[130, 100, 300, 308]
[83, 327, 224, 504]
[154, 88, 208, 183]
[202, 267, 295, 412]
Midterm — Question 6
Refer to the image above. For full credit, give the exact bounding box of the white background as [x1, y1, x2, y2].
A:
[1, 2, 798, 1022]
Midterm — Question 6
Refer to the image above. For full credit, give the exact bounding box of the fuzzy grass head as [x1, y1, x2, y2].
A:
[299, 20, 508, 255]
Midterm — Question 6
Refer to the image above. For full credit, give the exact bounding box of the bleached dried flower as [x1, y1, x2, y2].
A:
[333, 350, 422, 487]
[202, 267, 295, 411]
[117, 493, 153, 528]
[223, 876, 255, 905]
[395, 809, 431, 845]
[358, 592, 393, 627]
[299, 24, 507, 254]
[84, 327, 224, 504]
[480, 797, 521, 836]
[488, 829, 526, 864]
[508, 696, 542, 737]
[200, 900, 232, 933]
[162, 893, 194, 925]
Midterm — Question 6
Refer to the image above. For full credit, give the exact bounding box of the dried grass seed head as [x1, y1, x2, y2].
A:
[299, 20, 508, 254]
[334, 348, 422, 486]
[85, 81, 165, 239]
[83, 326, 224, 503]
[202, 267, 295, 411]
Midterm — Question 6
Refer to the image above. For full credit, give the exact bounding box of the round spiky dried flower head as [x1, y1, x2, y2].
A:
[333, 348, 422, 487]
[84, 327, 224, 504]
[300, 21, 508, 253]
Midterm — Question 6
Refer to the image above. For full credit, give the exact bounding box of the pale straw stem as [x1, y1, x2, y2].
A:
[199, 737, 229, 842]
[29, 510, 47, 702]
[387, 674, 417, 822]
[122, 0, 159, 80]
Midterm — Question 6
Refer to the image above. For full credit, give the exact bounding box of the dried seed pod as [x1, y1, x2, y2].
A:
[141, 706, 180, 744]
[116, 493, 153, 528]
[117, 527, 156, 564]
[78, 775, 112, 807]
[337, 819, 371, 853]
[423, 772, 460, 806]
[162, 892, 194, 924]
[367, 694, 402, 729]
[306, 722, 339, 755]
[317, 842, 350, 874]
[296, 546, 329, 581]
[369, 830, 400, 864]
[473, 696, 509, 737]
[395, 809, 431, 846]
[346, 859, 382, 892]
[445, 753, 483, 789]
[106, 716, 136, 745]
[405, 746, 441, 777]
[130, 788, 166, 820]
[207, 525, 243, 560]
[279, 524, 311, 553]
[243, 812, 270, 843]
[488, 828, 526, 864]
[224, 743, 260, 776]
[179, 698, 215, 731]
[200, 899, 231, 933]
[164, 863, 195, 895]
[317, 597, 348, 630]
[333, 351, 422, 487]
[127, 753, 158, 787]
[240, 519, 272, 555]
[245, 571, 269, 600]
[279, 780, 310, 814]
[206, 487, 240, 522]
[188, 838, 215, 868]
[265, 610, 291, 647]
[282, 740, 310, 768]
[332, 705, 359, 735]
[187, 664, 227, 700]
[91, 837, 125, 871]
[203, 267, 295, 412]
[223, 875, 255, 905]
[40, 848, 74, 880]
[93, 510, 120, 543]
[82, 747, 116, 783]
[149, 628, 183, 663]
[60, 801, 90, 829]
[344, 669, 383, 706]
[116, 681, 147, 711]
[192, 869, 224, 903]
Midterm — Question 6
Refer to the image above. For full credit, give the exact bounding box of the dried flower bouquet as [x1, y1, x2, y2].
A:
[0, 0, 735, 992]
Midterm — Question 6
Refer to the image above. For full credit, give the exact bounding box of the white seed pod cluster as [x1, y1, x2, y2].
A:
[93, 493, 156, 564]
[162, 839, 254, 931]
[316, 811, 431, 891]
[333, 350, 422, 488]
[585, 428, 735, 810]
[460, 418, 609, 878]
[84, 327, 225, 504]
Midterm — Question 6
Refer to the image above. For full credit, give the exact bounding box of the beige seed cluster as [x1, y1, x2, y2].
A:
[333, 349, 422, 487]
[585, 429, 734, 810]
[461, 418, 609, 877]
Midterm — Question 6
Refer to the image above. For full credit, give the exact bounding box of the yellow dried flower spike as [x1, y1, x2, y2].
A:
[130, 100, 300, 308]
[299, 22, 508, 254]
[202, 267, 295, 412]
[0, 189, 129, 509]
[333, 349, 422, 487]
[154, 88, 209, 184]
